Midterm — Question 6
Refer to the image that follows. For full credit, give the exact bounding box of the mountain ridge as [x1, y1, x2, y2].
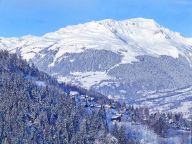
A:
[0, 18, 192, 118]
[1, 18, 192, 63]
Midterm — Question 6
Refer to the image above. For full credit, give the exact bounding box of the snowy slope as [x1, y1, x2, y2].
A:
[1, 18, 192, 65]
[186, 38, 192, 45]
[0, 18, 192, 119]
[135, 86, 192, 119]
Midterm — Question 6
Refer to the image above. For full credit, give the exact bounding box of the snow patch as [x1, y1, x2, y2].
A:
[57, 72, 115, 89]
[35, 81, 46, 87]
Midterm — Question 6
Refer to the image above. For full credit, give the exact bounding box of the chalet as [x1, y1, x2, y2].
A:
[111, 114, 122, 122]
[90, 104, 95, 108]
[80, 95, 89, 100]
[88, 97, 94, 101]
[95, 104, 101, 108]
[69, 91, 79, 97]
[104, 104, 112, 109]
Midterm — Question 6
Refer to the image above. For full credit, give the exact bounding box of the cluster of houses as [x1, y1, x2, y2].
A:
[68, 90, 192, 132]
[69, 90, 123, 122]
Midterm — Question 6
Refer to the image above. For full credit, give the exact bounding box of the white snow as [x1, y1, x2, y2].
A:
[186, 38, 192, 45]
[1, 18, 192, 65]
[69, 91, 79, 96]
[35, 81, 46, 87]
[56, 71, 115, 89]
[134, 86, 192, 119]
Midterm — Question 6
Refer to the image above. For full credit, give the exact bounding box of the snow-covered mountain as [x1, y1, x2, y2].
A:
[0, 18, 192, 118]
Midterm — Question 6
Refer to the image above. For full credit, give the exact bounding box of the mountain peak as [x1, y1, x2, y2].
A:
[54, 18, 160, 34]
[1, 18, 191, 65]
[97, 18, 158, 24]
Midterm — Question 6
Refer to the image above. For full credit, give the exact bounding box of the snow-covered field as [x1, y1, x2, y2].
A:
[120, 122, 192, 144]
[134, 86, 192, 119]
[57, 71, 115, 89]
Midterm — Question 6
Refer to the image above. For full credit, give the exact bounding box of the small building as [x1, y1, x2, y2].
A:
[90, 104, 95, 108]
[105, 104, 112, 109]
[95, 104, 102, 108]
[88, 97, 94, 101]
[111, 114, 122, 122]
[69, 91, 79, 97]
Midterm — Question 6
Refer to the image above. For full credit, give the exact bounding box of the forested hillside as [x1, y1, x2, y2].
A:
[0, 50, 121, 144]
[0, 50, 191, 144]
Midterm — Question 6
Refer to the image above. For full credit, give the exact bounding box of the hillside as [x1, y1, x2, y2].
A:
[0, 50, 191, 143]
[0, 50, 116, 143]
[0, 18, 192, 119]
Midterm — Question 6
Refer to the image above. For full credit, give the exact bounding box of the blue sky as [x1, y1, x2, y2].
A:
[0, 0, 191, 37]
